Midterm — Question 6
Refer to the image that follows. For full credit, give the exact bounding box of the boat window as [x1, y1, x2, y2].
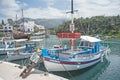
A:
[80, 41, 84, 46]
[89, 43, 94, 48]
[80, 41, 89, 47]
[53, 45, 61, 48]
[7, 42, 9, 45]
[84, 41, 89, 46]
[9, 27, 11, 29]
[80, 41, 94, 48]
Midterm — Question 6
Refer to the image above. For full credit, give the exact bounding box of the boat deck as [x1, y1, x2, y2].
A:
[0, 61, 68, 80]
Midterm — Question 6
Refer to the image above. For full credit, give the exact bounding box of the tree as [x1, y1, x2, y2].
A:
[2, 20, 4, 25]
[54, 15, 120, 38]
[34, 25, 39, 33]
[7, 18, 13, 25]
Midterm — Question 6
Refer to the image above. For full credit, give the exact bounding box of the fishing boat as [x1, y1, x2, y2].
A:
[4, 39, 27, 61]
[5, 39, 42, 61]
[41, 0, 111, 71]
[0, 38, 27, 55]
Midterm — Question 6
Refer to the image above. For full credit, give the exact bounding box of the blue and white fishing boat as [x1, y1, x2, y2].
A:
[5, 39, 42, 61]
[41, 0, 110, 71]
[0, 38, 27, 55]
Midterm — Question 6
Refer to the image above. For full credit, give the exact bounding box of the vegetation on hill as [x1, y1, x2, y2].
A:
[54, 15, 120, 38]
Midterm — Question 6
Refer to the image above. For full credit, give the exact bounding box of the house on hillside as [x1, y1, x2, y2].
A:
[19, 21, 34, 33]
[3, 24, 13, 32]
[18, 21, 46, 34]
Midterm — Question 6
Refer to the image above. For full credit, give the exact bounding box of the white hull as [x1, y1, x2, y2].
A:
[6, 53, 32, 61]
[43, 52, 105, 71]
[0, 46, 25, 55]
[0, 46, 25, 51]
[44, 59, 100, 71]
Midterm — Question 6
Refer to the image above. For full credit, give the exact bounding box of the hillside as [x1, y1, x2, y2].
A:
[55, 15, 120, 37]
[18, 18, 67, 28]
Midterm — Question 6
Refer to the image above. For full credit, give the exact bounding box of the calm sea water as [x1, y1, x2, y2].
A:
[0, 36, 120, 80]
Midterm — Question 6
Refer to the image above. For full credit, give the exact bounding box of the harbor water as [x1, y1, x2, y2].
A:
[0, 36, 120, 80]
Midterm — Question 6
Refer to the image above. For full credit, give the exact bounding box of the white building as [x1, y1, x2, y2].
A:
[19, 21, 46, 34]
[19, 21, 34, 33]
[3, 24, 13, 32]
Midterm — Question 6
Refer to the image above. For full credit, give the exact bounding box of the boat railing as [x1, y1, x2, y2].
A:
[73, 52, 100, 60]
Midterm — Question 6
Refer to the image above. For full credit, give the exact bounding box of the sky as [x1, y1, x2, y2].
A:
[0, 0, 120, 21]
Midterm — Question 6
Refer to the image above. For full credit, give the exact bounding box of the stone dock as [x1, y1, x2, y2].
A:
[0, 61, 68, 80]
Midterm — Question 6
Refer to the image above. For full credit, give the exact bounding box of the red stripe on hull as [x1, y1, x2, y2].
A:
[44, 57, 100, 65]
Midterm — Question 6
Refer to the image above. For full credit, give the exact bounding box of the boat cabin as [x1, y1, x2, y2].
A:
[79, 36, 101, 54]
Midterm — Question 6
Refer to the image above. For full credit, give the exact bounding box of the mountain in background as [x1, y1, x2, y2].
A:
[18, 18, 68, 28]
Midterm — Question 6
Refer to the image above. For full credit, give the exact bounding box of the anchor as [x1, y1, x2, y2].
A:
[20, 53, 41, 78]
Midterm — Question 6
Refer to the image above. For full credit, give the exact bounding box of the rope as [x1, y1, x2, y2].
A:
[57, 52, 75, 80]
[61, 63, 75, 80]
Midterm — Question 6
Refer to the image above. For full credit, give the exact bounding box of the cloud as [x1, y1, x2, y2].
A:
[23, 7, 65, 19]
[0, 0, 19, 17]
[44, 0, 57, 6]
[16, 0, 28, 7]
[0, 0, 120, 21]
[73, 0, 120, 17]
[0, 0, 27, 20]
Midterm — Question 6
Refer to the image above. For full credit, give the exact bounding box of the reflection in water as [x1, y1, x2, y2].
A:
[97, 55, 120, 80]
[0, 54, 6, 60]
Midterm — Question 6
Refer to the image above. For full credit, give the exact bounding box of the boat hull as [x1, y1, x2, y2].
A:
[0, 51, 7, 55]
[6, 53, 32, 61]
[43, 51, 104, 72]
[43, 58, 101, 71]
[13, 33, 31, 39]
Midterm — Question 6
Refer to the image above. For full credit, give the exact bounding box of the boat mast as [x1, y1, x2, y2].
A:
[70, 0, 75, 50]
[22, 9, 25, 32]
[15, 14, 18, 30]
[70, 0, 74, 33]
[57, 0, 80, 50]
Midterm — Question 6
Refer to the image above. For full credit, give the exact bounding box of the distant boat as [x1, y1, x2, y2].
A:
[12, 30, 31, 39]
[41, 0, 111, 71]
[13, 9, 31, 39]
[5, 39, 42, 61]
[0, 38, 27, 55]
